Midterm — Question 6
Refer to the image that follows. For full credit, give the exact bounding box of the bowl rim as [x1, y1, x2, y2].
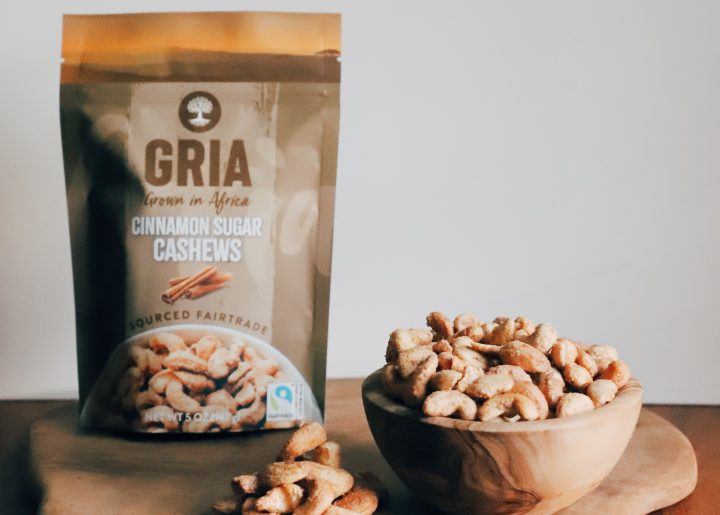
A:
[362, 368, 642, 433]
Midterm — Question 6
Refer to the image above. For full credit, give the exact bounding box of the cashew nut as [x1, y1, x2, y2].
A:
[173, 370, 215, 393]
[576, 349, 599, 378]
[234, 382, 257, 407]
[453, 346, 488, 371]
[499, 341, 551, 373]
[556, 392, 595, 418]
[478, 392, 539, 422]
[148, 331, 188, 353]
[403, 353, 439, 407]
[260, 461, 308, 488]
[206, 389, 238, 414]
[486, 364, 532, 384]
[255, 483, 304, 514]
[422, 390, 477, 420]
[311, 440, 342, 468]
[589, 344, 619, 374]
[537, 369, 565, 408]
[523, 322, 557, 353]
[232, 474, 260, 495]
[489, 318, 516, 346]
[455, 365, 483, 393]
[426, 311, 454, 339]
[166, 379, 202, 413]
[453, 313, 478, 333]
[437, 351, 466, 372]
[429, 370, 462, 391]
[511, 380, 549, 419]
[191, 335, 220, 361]
[465, 374, 514, 400]
[550, 338, 578, 368]
[163, 350, 208, 374]
[395, 345, 434, 378]
[563, 363, 593, 390]
[281, 421, 327, 460]
[599, 360, 631, 388]
[587, 379, 618, 408]
[233, 396, 266, 428]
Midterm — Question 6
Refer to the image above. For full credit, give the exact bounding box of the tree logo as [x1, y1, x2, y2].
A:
[179, 91, 221, 132]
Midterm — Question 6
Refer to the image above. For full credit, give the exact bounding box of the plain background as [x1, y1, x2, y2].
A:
[1, 1, 718, 403]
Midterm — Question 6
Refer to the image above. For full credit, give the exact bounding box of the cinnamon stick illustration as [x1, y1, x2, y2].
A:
[163, 269, 233, 303]
[161, 266, 218, 304]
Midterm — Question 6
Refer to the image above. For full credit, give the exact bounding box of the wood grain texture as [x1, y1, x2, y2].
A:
[8, 380, 706, 514]
[363, 371, 643, 514]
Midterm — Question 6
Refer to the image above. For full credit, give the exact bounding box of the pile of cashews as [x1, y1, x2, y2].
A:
[382, 313, 632, 422]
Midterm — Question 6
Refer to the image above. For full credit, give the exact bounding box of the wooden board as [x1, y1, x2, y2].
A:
[27, 402, 696, 515]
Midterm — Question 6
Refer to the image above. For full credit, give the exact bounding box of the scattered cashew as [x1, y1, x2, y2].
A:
[260, 461, 308, 488]
[232, 474, 260, 495]
[255, 483, 304, 514]
[311, 441, 342, 468]
[281, 421, 327, 461]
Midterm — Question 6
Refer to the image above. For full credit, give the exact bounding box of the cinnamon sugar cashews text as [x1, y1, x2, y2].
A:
[382, 313, 632, 423]
[109, 331, 292, 433]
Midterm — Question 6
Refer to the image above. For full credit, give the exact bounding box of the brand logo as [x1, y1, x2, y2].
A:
[267, 382, 302, 422]
[179, 91, 221, 132]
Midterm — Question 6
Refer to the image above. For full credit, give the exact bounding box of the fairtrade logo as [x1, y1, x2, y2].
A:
[269, 385, 294, 411]
[179, 91, 221, 132]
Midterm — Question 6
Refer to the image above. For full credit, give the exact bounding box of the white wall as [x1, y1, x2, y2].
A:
[1, 1, 718, 403]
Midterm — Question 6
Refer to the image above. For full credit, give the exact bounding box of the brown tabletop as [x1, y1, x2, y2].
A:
[1, 379, 718, 514]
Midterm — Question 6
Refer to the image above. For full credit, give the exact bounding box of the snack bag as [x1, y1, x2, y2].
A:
[59, 12, 341, 433]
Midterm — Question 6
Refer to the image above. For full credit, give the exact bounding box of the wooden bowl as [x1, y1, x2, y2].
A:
[362, 370, 642, 514]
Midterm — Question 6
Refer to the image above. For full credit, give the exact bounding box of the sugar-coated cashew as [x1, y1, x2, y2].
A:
[233, 396, 266, 428]
[385, 328, 433, 362]
[455, 324, 486, 342]
[556, 392, 594, 418]
[241, 496, 279, 515]
[432, 340, 453, 354]
[206, 389, 238, 414]
[297, 461, 354, 498]
[437, 351, 466, 372]
[499, 341, 551, 373]
[426, 311, 454, 339]
[232, 474, 260, 495]
[260, 461, 308, 488]
[576, 349, 599, 378]
[311, 441, 342, 468]
[294, 479, 337, 515]
[395, 346, 434, 378]
[537, 369, 565, 408]
[148, 369, 178, 394]
[588, 345, 619, 374]
[164, 350, 208, 374]
[563, 363, 593, 390]
[514, 316, 536, 338]
[587, 379, 618, 408]
[512, 380, 549, 419]
[489, 318, 516, 346]
[455, 366, 483, 393]
[453, 313, 478, 333]
[130, 346, 163, 376]
[281, 421, 327, 460]
[422, 390, 477, 420]
[403, 353, 439, 407]
[139, 405, 180, 432]
[448, 336, 475, 349]
[234, 382, 257, 407]
[523, 323, 556, 353]
[486, 364, 532, 384]
[453, 346, 488, 371]
[429, 370, 462, 391]
[599, 360, 631, 388]
[191, 335, 220, 361]
[166, 379, 202, 413]
[174, 370, 215, 393]
[148, 331, 187, 354]
[465, 374, 514, 400]
[332, 480, 380, 515]
[550, 338, 578, 368]
[255, 483, 304, 514]
[478, 393, 539, 422]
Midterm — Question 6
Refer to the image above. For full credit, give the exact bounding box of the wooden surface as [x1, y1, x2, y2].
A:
[0, 380, 717, 513]
[363, 372, 692, 514]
